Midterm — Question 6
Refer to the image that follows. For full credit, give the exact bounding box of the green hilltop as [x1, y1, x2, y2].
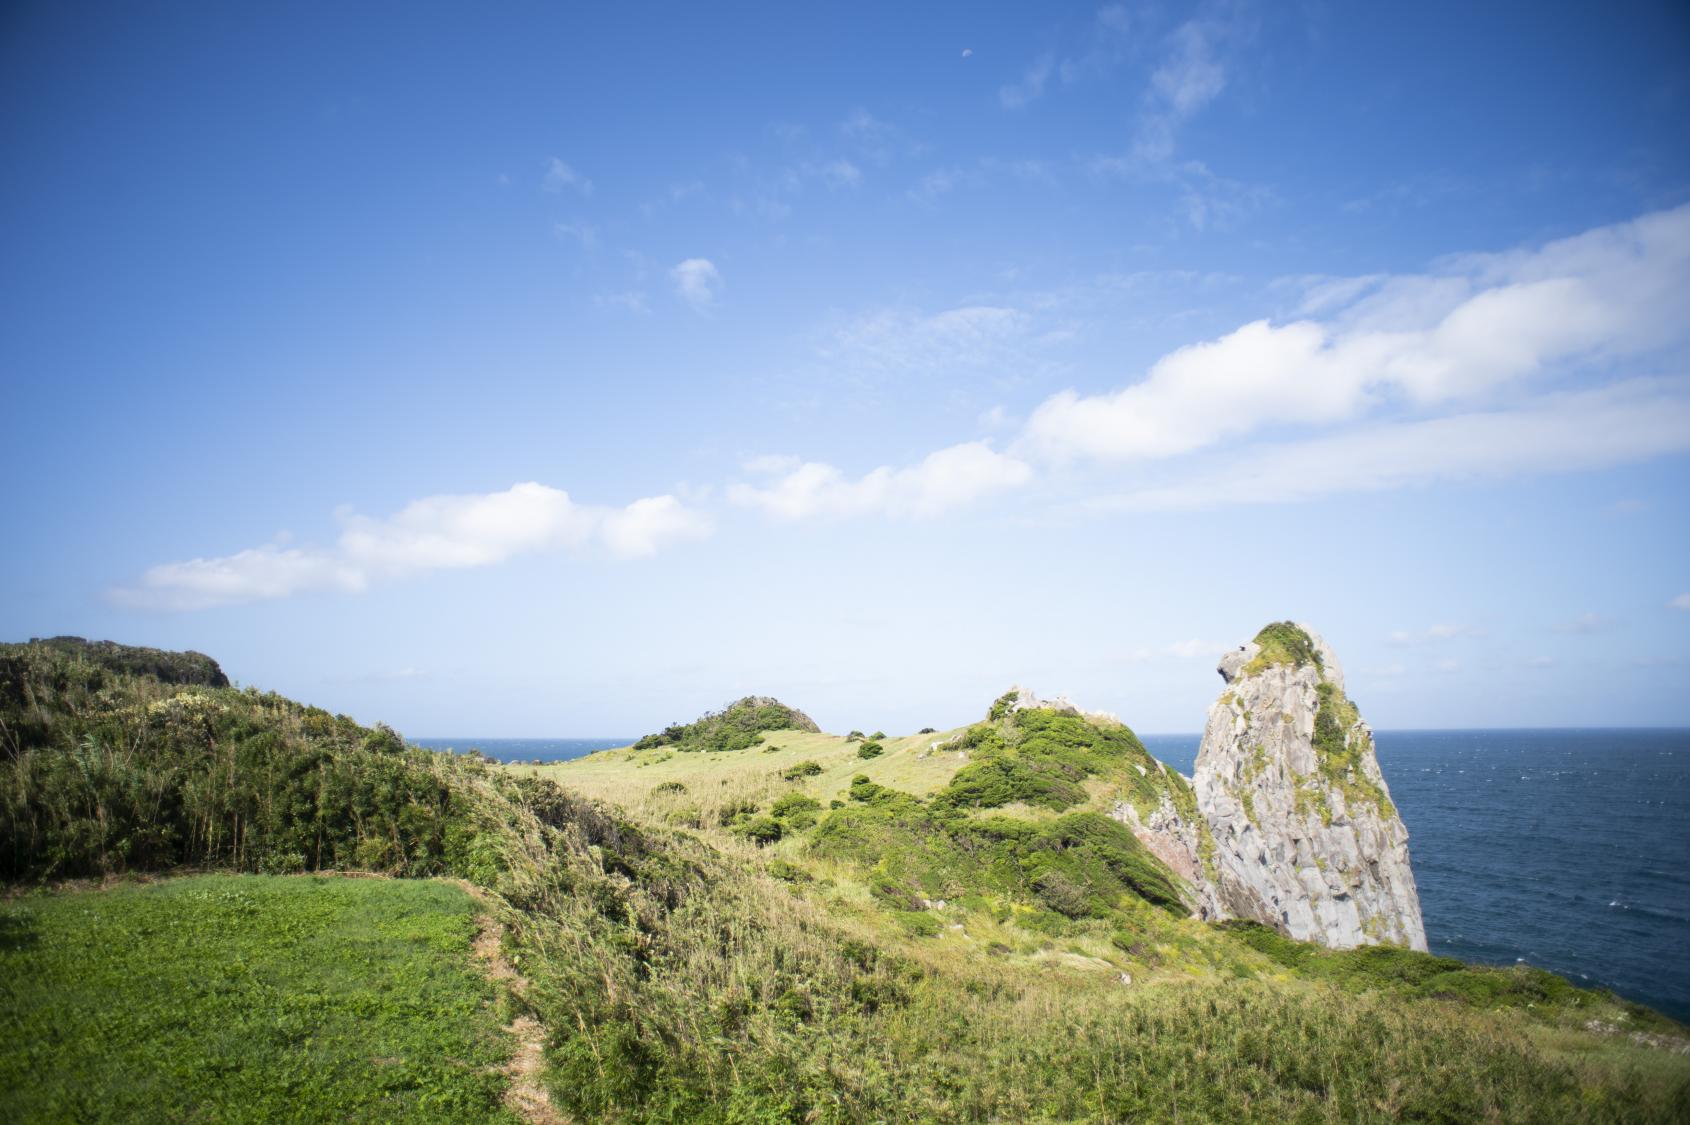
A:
[2, 637, 1687, 1123]
[632, 694, 820, 754]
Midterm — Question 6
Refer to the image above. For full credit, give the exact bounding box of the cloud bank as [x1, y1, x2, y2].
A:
[1023, 205, 1690, 464]
[115, 482, 710, 611]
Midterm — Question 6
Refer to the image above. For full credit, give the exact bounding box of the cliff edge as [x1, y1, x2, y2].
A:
[1193, 622, 1427, 950]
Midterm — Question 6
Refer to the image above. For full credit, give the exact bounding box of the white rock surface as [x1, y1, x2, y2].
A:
[1193, 625, 1427, 950]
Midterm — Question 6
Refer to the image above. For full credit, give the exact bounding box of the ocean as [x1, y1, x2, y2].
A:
[419, 729, 1690, 1023]
[1142, 728, 1690, 1024]
[410, 737, 630, 763]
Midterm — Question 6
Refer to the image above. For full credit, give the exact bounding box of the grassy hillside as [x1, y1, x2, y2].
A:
[0, 875, 514, 1123]
[4, 641, 1688, 1122]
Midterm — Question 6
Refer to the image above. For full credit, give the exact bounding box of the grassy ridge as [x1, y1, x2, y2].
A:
[0, 875, 515, 1123]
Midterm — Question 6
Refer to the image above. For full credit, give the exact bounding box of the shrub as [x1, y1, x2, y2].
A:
[856, 742, 884, 760]
[770, 793, 822, 830]
[918, 727, 936, 734]
[651, 780, 688, 795]
[781, 760, 823, 781]
[737, 816, 784, 845]
[870, 731, 886, 741]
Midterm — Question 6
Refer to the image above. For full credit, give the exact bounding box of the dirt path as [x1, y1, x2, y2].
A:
[465, 890, 567, 1125]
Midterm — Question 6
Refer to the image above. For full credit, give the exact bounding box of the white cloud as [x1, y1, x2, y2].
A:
[338, 482, 597, 573]
[728, 442, 1031, 521]
[1671, 594, 1690, 611]
[1024, 204, 1690, 463]
[111, 546, 366, 612]
[1080, 379, 1690, 512]
[601, 495, 714, 558]
[114, 482, 711, 611]
[670, 258, 722, 310]
[543, 157, 593, 195]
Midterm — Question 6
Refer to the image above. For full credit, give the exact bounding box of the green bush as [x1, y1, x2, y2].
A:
[781, 760, 823, 781]
[856, 741, 884, 760]
[652, 780, 688, 795]
[737, 816, 784, 845]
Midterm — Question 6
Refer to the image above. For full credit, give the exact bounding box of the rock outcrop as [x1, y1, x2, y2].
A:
[1192, 623, 1427, 951]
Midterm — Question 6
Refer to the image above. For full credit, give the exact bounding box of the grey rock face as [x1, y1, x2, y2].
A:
[1193, 624, 1427, 951]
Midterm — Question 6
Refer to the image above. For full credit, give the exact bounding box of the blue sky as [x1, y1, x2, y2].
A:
[3, 1, 1689, 737]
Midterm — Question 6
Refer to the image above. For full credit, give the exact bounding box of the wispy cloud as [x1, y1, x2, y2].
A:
[552, 220, 599, 251]
[1556, 612, 1612, 635]
[594, 290, 650, 314]
[113, 483, 711, 611]
[1000, 53, 1055, 109]
[1083, 12, 1262, 229]
[670, 258, 722, 310]
[999, 5, 1134, 109]
[839, 110, 918, 166]
[1389, 624, 1486, 645]
[819, 304, 1035, 379]
[1671, 594, 1690, 611]
[728, 442, 1031, 520]
[1078, 379, 1690, 512]
[543, 157, 593, 196]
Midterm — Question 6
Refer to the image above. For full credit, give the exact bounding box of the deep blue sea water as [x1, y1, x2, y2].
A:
[1141, 729, 1690, 1023]
[411, 737, 629, 763]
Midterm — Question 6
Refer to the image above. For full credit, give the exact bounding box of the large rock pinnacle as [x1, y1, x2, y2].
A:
[1193, 622, 1427, 951]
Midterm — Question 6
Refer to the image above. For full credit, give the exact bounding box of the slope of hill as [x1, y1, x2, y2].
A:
[3, 638, 1688, 1122]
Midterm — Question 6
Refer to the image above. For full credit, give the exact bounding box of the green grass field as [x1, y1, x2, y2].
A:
[0, 875, 517, 1124]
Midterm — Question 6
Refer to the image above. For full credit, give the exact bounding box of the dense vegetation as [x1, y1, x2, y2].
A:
[0, 876, 514, 1122]
[0, 638, 567, 881]
[1311, 680, 1396, 818]
[4, 639, 1687, 1122]
[1245, 620, 1322, 673]
[632, 695, 819, 753]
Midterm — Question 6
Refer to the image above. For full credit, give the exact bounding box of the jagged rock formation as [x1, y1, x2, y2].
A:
[1193, 623, 1426, 950]
[993, 685, 1121, 726]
